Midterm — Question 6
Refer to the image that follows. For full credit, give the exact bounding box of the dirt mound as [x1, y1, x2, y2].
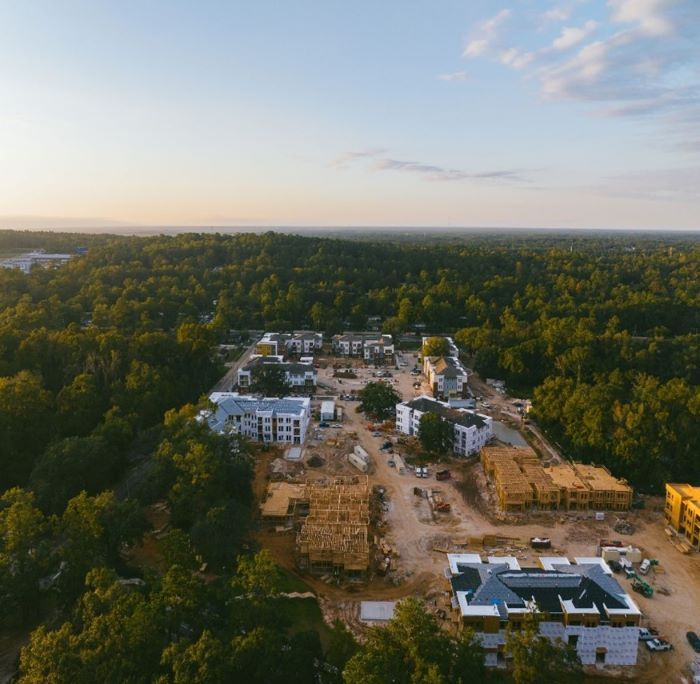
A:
[307, 455, 325, 468]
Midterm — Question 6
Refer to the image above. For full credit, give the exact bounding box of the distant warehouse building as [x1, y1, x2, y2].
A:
[395, 395, 493, 456]
[204, 393, 311, 444]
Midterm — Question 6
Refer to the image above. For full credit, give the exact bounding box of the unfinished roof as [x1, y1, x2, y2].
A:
[574, 463, 632, 494]
[297, 478, 370, 572]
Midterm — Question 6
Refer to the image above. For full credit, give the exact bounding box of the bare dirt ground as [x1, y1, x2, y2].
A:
[254, 350, 700, 682]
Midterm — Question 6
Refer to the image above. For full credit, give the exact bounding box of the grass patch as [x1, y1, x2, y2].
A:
[275, 597, 335, 651]
[277, 567, 315, 593]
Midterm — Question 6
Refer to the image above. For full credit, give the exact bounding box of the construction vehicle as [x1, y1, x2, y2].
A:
[436, 469, 451, 481]
[632, 578, 654, 598]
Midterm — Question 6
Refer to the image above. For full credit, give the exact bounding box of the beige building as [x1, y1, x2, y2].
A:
[665, 483, 700, 549]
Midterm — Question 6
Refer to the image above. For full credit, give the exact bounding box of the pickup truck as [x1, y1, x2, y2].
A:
[645, 638, 673, 652]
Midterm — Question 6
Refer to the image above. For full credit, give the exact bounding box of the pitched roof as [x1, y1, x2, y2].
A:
[405, 396, 486, 429]
[450, 560, 632, 618]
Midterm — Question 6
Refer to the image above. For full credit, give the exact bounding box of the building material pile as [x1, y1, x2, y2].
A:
[481, 446, 632, 513]
[296, 477, 370, 576]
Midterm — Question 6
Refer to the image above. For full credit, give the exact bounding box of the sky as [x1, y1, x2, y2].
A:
[0, 0, 699, 230]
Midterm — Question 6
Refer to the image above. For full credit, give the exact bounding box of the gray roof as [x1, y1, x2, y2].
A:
[405, 397, 486, 429]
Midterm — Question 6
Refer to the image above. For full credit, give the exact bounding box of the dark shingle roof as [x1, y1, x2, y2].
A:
[405, 397, 486, 429]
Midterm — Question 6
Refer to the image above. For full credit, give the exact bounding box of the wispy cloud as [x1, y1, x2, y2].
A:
[437, 71, 468, 81]
[462, 0, 700, 150]
[333, 149, 527, 183]
[552, 20, 598, 50]
[543, 6, 572, 22]
[464, 8, 512, 57]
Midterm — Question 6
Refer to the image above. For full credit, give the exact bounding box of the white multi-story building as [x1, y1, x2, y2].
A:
[206, 393, 311, 444]
[256, 331, 323, 357]
[287, 332, 323, 355]
[237, 356, 316, 391]
[421, 336, 469, 400]
[332, 334, 394, 362]
[395, 395, 492, 456]
[362, 334, 394, 362]
[446, 554, 642, 668]
[332, 334, 365, 356]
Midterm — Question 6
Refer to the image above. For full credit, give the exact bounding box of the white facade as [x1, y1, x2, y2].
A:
[396, 395, 492, 456]
[287, 333, 323, 355]
[206, 393, 311, 444]
[237, 356, 316, 390]
[332, 334, 394, 360]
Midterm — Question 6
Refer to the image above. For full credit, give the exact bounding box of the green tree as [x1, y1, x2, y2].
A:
[505, 614, 583, 684]
[418, 412, 453, 455]
[422, 337, 451, 357]
[343, 597, 484, 684]
[251, 363, 289, 397]
[358, 381, 400, 420]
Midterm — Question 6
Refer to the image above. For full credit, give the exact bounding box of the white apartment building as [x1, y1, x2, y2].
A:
[446, 554, 642, 668]
[362, 334, 394, 362]
[332, 334, 365, 356]
[287, 332, 323, 355]
[206, 393, 311, 444]
[237, 356, 317, 391]
[395, 395, 492, 456]
[332, 334, 394, 362]
[256, 331, 323, 357]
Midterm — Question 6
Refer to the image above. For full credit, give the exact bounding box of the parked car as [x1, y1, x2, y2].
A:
[639, 559, 651, 575]
[638, 627, 657, 641]
[381, 441, 393, 449]
[387, 460, 396, 468]
[687, 631, 700, 653]
[645, 639, 673, 652]
[319, 422, 329, 428]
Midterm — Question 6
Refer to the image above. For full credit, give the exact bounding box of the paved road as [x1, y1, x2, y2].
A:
[209, 339, 259, 393]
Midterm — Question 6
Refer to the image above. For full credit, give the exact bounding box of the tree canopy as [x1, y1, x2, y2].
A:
[359, 382, 401, 420]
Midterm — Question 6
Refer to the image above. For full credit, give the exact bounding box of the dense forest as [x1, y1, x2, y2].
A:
[0, 229, 697, 681]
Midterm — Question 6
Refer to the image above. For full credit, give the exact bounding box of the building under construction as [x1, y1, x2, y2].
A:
[481, 446, 632, 513]
[260, 477, 371, 578]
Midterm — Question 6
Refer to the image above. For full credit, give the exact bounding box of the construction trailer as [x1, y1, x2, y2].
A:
[296, 478, 371, 579]
[349, 452, 369, 473]
[354, 445, 370, 461]
[393, 453, 406, 475]
[481, 446, 632, 513]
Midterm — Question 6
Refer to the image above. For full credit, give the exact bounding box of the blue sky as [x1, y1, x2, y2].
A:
[0, 0, 698, 229]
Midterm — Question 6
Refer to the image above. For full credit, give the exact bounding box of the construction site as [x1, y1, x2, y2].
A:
[260, 477, 371, 579]
[481, 445, 633, 512]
